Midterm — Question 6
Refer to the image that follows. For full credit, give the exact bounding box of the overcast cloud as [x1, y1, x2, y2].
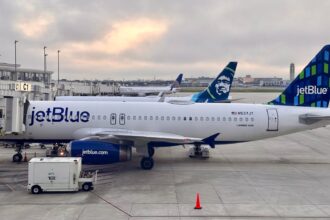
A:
[0, 0, 330, 80]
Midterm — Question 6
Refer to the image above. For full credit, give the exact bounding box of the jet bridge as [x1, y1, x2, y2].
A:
[0, 96, 27, 135]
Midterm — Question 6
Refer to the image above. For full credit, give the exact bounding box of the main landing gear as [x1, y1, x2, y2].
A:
[140, 157, 154, 170]
[188, 144, 210, 158]
[139, 146, 155, 170]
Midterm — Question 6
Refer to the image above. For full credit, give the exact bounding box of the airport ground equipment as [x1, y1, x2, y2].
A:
[188, 145, 210, 158]
[27, 157, 97, 194]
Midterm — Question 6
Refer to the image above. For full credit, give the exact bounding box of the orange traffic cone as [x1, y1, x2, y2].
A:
[23, 152, 27, 162]
[194, 193, 202, 209]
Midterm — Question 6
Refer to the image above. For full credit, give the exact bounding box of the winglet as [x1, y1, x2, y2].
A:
[202, 133, 219, 148]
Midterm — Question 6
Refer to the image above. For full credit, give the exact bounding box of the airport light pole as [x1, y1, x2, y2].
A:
[43, 46, 47, 75]
[14, 40, 18, 78]
[57, 50, 60, 86]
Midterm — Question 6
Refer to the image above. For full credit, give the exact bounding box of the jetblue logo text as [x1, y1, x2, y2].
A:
[297, 86, 328, 95]
[29, 107, 90, 126]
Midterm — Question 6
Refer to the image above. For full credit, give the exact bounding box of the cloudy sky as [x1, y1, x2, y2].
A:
[0, 0, 330, 80]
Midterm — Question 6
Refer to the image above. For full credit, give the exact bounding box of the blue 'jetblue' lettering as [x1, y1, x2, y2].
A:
[29, 107, 90, 126]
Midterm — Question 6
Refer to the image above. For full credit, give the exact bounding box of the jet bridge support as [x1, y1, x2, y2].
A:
[0, 96, 27, 135]
[0, 96, 28, 162]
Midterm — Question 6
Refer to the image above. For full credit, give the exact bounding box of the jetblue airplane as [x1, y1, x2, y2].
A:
[55, 62, 237, 103]
[4, 45, 330, 170]
[118, 73, 183, 96]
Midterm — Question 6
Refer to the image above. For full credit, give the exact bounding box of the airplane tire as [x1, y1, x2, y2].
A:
[13, 153, 22, 162]
[140, 157, 154, 170]
[31, 185, 42, 194]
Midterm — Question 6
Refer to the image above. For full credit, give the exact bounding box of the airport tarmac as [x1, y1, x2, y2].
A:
[1, 92, 330, 219]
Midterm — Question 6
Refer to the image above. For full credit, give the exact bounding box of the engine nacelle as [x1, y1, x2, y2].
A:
[67, 140, 132, 164]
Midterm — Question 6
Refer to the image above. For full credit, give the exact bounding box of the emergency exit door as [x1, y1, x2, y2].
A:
[266, 109, 278, 131]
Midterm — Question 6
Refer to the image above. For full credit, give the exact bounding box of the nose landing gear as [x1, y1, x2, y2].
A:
[12, 144, 23, 162]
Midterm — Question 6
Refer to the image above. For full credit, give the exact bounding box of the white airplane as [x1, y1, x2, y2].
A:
[55, 62, 237, 103]
[118, 73, 183, 96]
[3, 45, 330, 171]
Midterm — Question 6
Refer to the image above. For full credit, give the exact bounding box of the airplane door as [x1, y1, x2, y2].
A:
[110, 113, 116, 125]
[266, 109, 278, 131]
[119, 113, 125, 125]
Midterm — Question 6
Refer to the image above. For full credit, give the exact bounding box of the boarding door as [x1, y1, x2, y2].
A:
[266, 109, 278, 131]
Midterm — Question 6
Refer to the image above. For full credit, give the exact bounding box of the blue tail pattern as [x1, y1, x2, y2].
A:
[191, 62, 237, 103]
[269, 45, 330, 108]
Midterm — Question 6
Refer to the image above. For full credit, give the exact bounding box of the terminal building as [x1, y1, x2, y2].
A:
[0, 63, 117, 100]
[0, 62, 53, 100]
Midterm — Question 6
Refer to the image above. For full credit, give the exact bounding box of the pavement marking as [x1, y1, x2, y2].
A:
[6, 184, 15, 191]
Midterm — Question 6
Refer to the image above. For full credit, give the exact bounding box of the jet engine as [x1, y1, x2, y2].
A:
[67, 140, 132, 164]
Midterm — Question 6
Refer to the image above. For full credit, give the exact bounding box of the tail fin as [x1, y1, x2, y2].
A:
[191, 62, 237, 103]
[170, 73, 183, 90]
[269, 45, 330, 108]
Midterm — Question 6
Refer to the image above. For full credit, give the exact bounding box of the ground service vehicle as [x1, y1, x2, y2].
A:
[27, 157, 97, 194]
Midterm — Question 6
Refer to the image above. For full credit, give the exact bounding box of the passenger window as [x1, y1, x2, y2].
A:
[183, 117, 187, 121]
[166, 116, 170, 121]
[178, 116, 181, 121]
[144, 116, 147, 120]
[172, 116, 175, 121]
[103, 115, 107, 120]
[161, 116, 164, 121]
[155, 116, 159, 120]
[97, 115, 101, 120]
[206, 117, 209, 121]
[195, 117, 198, 121]
[211, 117, 215, 121]
[223, 117, 226, 121]
[189, 117, 192, 121]
[234, 117, 237, 122]
[245, 117, 248, 122]
[92, 115, 95, 120]
[127, 116, 131, 120]
[217, 117, 221, 121]
[251, 117, 254, 122]
[133, 116, 136, 120]
[228, 117, 232, 122]
[239, 117, 243, 122]
[150, 116, 153, 120]
[139, 116, 142, 120]
[200, 117, 204, 121]
[0, 109, 2, 118]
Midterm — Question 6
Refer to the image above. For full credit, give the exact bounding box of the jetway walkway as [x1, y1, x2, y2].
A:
[0, 96, 26, 136]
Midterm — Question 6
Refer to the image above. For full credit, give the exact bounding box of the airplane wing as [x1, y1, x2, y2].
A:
[73, 128, 201, 145]
[299, 113, 330, 124]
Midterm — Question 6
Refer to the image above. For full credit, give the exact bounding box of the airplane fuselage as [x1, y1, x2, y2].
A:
[6, 101, 329, 144]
